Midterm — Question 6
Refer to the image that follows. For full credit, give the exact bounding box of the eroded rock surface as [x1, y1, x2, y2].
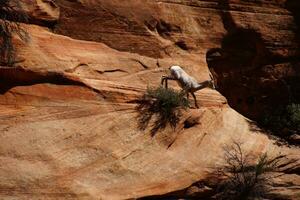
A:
[21, 0, 60, 26]
[53, 0, 300, 121]
[0, 0, 299, 199]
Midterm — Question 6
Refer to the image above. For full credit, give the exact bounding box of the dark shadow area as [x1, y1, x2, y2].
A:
[30, 18, 58, 29]
[285, 0, 300, 62]
[217, 0, 236, 32]
[207, 0, 273, 120]
[0, 67, 84, 94]
[206, 0, 300, 143]
[139, 180, 215, 200]
[258, 103, 300, 145]
[206, 27, 273, 120]
[183, 115, 200, 129]
[136, 86, 188, 136]
[212, 28, 268, 71]
[286, 0, 300, 29]
[175, 40, 189, 51]
[155, 19, 182, 39]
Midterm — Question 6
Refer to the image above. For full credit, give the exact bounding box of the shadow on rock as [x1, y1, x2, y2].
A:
[135, 86, 188, 136]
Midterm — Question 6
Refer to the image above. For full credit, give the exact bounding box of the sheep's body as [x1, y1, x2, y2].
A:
[161, 65, 215, 108]
[169, 66, 202, 92]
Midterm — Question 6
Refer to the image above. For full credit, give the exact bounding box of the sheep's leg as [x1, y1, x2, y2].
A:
[161, 76, 176, 89]
[161, 76, 168, 88]
[161, 76, 166, 87]
[165, 78, 168, 88]
[191, 92, 199, 108]
[186, 92, 193, 108]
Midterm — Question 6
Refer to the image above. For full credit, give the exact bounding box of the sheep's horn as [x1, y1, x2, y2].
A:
[209, 73, 217, 89]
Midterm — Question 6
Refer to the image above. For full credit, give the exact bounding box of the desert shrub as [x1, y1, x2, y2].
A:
[260, 103, 300, 138]
[0, 0, 28, 66]
[136, 86, 189, 136]
[216, 141, 286, 200]
[287, 104, 300, 129]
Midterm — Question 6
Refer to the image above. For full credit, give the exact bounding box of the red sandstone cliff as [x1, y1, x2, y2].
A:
[0, 0, 299, 199]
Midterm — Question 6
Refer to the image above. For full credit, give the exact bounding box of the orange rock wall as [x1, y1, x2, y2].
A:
[0, 0, 299, 199]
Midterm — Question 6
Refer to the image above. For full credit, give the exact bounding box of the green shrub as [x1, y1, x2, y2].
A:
[216, 141, 286, 200]
[0, 0, 28, 66]
[136, 86, 189, 136]
[260, 103, 300, 138]
[287, 104, 300, 130]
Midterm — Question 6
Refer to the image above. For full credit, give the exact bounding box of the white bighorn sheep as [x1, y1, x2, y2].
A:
[161, 65, 216, 108]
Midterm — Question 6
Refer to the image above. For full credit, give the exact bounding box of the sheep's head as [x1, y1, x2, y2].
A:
[169, 65, 185, 79]
[169, 65, 183, 71]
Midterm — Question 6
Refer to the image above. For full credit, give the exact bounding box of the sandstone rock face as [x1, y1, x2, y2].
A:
[0, 0, 299, 199]
[54, 0, 300, 120]
[22, 0, 60, 25]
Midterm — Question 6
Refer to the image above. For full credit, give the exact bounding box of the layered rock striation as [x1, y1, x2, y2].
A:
[0, 0, 299, 199]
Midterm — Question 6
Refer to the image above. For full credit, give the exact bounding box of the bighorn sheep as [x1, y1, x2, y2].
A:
[161, 65, 215, 108]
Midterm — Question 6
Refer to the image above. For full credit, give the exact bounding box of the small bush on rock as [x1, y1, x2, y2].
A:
[136, 86, 189, 136]
[260, 103, 300, 139]
[216, 141, 286, 200]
